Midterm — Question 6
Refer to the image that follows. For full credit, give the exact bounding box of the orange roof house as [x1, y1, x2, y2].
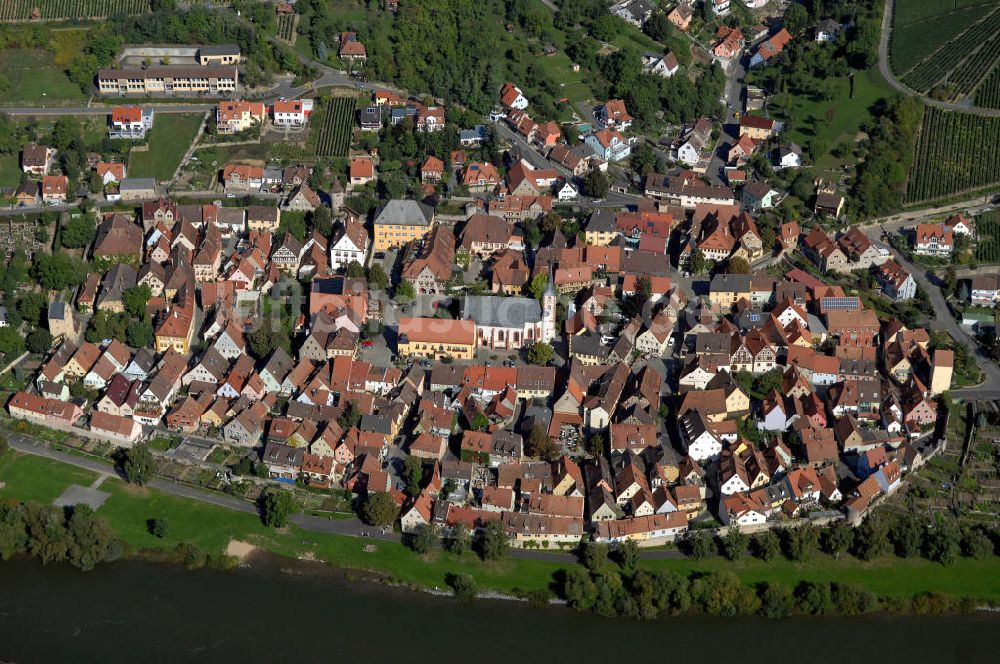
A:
[339, 32, 367, 59]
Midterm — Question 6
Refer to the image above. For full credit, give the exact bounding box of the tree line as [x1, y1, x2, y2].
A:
[678, 514, 996, 567]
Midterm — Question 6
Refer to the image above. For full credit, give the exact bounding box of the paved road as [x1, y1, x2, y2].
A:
[878, 0, 1000, 118]
[859, 224, 1000, 399]
[7, 432, 259, 515]
[703, 54, 747, 187]
[862, 194, 998, 229]
[0, 104, 216, 117]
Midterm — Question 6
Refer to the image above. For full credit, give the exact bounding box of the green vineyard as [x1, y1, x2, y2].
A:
[899, 6, 1000, 95]
[890, 0, 997, 76]
[973, 66, 1000, 109]
[0, 0, 149, 21]
[974, 210, 1000, 263]
[312, 97, 355, 158]
[906, 107, 1000, 203]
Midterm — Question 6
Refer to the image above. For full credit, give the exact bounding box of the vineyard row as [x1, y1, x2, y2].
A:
[900, 7, 1000, 93]
[312, 98, 355, 158]
[906, 107, 1000, 203]
[0, 0, 149, 22]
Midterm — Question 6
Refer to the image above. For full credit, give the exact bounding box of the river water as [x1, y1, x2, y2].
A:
[0, 556, 996, 664]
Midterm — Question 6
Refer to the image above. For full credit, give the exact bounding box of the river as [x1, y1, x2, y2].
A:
[0, 555, 996, 663]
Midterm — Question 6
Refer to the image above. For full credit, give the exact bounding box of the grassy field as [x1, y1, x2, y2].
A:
[128, 113, 205, 181]
[0, 49, 87, 105]
[771, 67, 894, 176]
[3, 450, 1000, 601]
[0, 453, 97, 505]
[0, 154, 21, 189]
[196, 142, 273, 166]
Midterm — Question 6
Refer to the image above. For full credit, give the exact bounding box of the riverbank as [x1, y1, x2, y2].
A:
[3, 449, 1000, 606]
[1, 557, 999, 664]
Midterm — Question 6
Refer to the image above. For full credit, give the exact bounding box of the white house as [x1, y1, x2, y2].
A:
[557, 180, 578, 202]
[913, 223, 953, 256]
[272, 98, 314, 128]
[759, 395, 789, 432]
[679, 411, 723, 462]
[875, 259, 917, 302]
[719, 472, 750, 496]
[329, 216, 369, 271]
[945, 214, 974, 237]
[585, 129, 631, 162]
[610, 0, 653, 27]
[712, 0, 732, 16]
[643, 52, 680, 78]
[970, 275, 1000, 307]
[776, 144, 802, 168]
[815, 19, 843, 43]
[720, 493, 769, 526]
[109, 107, 154, 139]
[500, 82, 529, 110]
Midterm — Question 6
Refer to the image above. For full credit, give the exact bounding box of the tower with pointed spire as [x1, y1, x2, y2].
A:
[541, 263, 557, 343]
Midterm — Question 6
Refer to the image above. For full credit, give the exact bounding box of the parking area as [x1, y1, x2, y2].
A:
[53, 484, 111, 510]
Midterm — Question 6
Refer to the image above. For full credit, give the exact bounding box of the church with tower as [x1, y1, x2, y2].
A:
[460, 271, 558, 350]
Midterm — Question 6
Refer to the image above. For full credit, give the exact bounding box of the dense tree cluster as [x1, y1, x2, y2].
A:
[852, 96, 923, 217]
[559, 553, 974, 620]
[0, 498, 122, 571]
[259, 487, 300, 528]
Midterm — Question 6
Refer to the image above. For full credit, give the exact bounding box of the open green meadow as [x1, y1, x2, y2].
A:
[128, 113, 205, 181]
[0, 453, 97, 505]
[0, 49, 87, 105]
[0, 154, 21, 189]
[771, 67, 894, 175]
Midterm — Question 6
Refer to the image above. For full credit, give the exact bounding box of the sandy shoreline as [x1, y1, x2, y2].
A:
[225, 540, 258, 560]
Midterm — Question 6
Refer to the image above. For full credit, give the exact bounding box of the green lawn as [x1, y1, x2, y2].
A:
[771, 67, 894, 175]
[0, 49, 87, 105]
[195, 142, 273, 167]
[128, 113, 206, 181]
[0, 452, 98, 505]
[4, 450, 1000, 601]
[0, 154, 21, 189]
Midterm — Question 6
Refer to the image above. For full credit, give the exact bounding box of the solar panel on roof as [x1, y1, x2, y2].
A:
[820, 297, 860, 310]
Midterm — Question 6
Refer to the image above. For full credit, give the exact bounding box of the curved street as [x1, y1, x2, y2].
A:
[878, 0, 1000, 118]
[858, 224, 1000, 400]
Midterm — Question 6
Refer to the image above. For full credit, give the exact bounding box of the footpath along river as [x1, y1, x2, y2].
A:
[0, 554, 997, 663]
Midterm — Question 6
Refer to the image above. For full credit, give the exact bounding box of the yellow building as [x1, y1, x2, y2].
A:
[216, 100, 266, 134]
[708, 274, 753, 309]
[155, 297, 195, 354]
[373, 199, 435, 251]
[930, 349, 953, 395]
[247, 205, 281, 233]
[584, 208, 619, 246]
[738, 115, 775, 141]
[397, 317, 476, 360]
[98, 66, 238, 96]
